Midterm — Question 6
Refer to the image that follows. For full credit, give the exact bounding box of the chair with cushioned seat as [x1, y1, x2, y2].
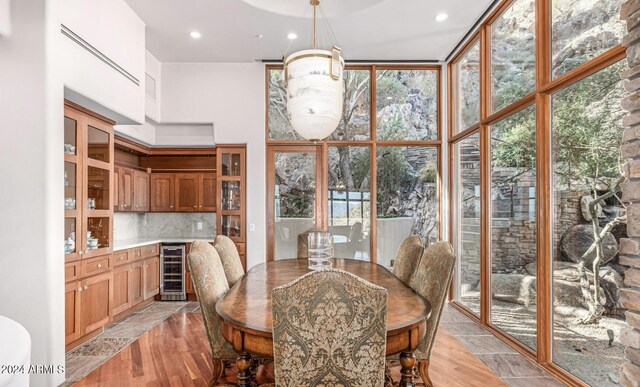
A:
[187, 240, 239, 386]
[213, 235, 245, 287]
[403, 241, 456, 386]
[271, 269, 388, 387]
[391, 235, 424, 284]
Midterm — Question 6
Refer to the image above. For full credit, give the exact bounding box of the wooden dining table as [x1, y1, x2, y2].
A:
[215, 258, 432, 387]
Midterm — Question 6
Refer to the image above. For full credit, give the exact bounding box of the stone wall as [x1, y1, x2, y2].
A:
[459, 192, 584, 290]
[619, 1, 640, 384]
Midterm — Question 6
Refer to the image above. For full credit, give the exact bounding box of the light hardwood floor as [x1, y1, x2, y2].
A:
[73, 306, 509, 386]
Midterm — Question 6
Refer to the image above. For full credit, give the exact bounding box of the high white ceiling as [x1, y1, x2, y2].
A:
[125, 0, 493, 63]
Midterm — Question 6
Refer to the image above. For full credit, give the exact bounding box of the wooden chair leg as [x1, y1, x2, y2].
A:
[418, 360, 432, 387]
[209, 359, 225, 387]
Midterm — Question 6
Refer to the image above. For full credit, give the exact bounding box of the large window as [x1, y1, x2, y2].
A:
[267, 66, 441, 266]
[490, 105, 537, 350]
[453, 40, 480, 133]
[376, 70, 438, 141]
[449, 0, 628, 384]
[376, 147, 439, 267]
[551, 60, 628, 386]
[490, 0, 536, 113]
[551, 0, 626, 78]
[452, 134, 481, 315]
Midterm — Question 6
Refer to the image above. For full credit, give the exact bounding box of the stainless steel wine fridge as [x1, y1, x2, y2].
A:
[160, 244, 187, 301]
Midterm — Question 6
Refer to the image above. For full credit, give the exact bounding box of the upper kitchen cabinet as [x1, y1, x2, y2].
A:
[60, 0, 146, 125]
[64, 102, 114, 262]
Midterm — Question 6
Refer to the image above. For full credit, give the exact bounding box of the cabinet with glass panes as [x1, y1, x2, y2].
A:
[216, 146, 246, 269]
[64, 102, 114, 262]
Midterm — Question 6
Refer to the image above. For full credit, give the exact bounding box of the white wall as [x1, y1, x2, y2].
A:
[145, 50, 162, 122]
[161, 63, 266, 268]
[59, 0, 146, 124]
[0, 0, 65, 385]
[116, 119, 157, 146]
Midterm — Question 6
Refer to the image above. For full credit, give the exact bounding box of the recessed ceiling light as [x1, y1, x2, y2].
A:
[256, 34, 264, 39]
[386, 96, 393, 100]
[435, 13, 448, 22]
[287, 32, 298, 40]
[190, 31, 202, 39]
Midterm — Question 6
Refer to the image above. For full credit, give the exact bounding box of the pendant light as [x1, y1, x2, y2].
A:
[284, 0, 345, 142]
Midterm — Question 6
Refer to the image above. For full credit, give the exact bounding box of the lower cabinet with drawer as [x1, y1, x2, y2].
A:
[65, 243, 162, 351]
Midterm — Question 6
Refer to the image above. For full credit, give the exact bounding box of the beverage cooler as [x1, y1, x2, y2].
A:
[160, 244, 187, 301]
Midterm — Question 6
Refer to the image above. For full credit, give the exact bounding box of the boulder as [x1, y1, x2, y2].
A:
[525, 261, 588, 282]
[580, 195, 603, 221]
[560, 224, 618, 267]
[600, 266, 627, 316]
[492, 274, 537, 306]
[554, 279, 606, 310]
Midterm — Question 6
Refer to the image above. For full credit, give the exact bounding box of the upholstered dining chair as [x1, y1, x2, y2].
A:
[213, 235, 245, 287]
[187, 240, 238, 386]
[406, 241, 456, 386]
[391, 235, 424, 284]
[271, 269, 388, 387]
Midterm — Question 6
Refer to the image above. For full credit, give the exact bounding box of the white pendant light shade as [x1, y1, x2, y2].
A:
[284, 49, 345, 141]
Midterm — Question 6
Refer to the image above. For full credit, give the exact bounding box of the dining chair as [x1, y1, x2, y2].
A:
[187, 240, 238, 386]
[213, 235, 245, 287]
[271, 269, 388, 387]
[407, 241, 456, 386]
[391, 235, 424, 284]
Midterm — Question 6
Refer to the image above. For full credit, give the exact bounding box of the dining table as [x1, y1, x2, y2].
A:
[215, 258, 432, 387]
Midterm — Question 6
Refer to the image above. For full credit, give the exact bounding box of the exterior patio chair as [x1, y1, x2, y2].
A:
[213, 235, 245, 287]
[271, 269, 388, 386]
[391, 235, 424, 284]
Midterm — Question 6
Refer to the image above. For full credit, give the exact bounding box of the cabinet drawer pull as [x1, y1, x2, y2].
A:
[77, 287, 82, 292]
[119, 256, 124, 260]
[84, 285, 89, 290]
[129, 269, 133, 273]
[97, 263, 102, 268]
[145, 264, 148, 268]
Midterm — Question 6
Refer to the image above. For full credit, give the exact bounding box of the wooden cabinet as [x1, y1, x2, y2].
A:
[131, 260, 144, 306]
[150, 173, 175, 211]
[64, 102, 115, 349]
[217, 146, 246, 270]
[120, 167, 133, 212]
[143, 256, 160, 299]
[113, 168, 120, 212]
[152, 173, 215, 213]
[80, 272, 112, 334]
[175, 174, 199, 212]
[115, 166, 150, 212]
[133, 170, 150, 212]
[65, 281, 82, 345]
[111, 265, 131, 316]
[199, 173, 217, 212]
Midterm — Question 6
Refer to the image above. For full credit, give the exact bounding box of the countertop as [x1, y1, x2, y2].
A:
[113, 237, 215, 251]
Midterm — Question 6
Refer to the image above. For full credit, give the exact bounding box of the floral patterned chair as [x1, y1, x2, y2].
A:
[404, 241, 456, 386]
[187, 240, 238, 386]
[213, 235, 245, 287]
[271, 269, 388, 386]
[391, 235, 424, 284]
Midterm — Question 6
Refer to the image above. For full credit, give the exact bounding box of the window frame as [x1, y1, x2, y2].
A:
[447, 0, 627, 383]
[266, 64, 442, 264]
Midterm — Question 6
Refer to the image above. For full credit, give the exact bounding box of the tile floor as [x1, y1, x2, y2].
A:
[439, 305, 563, 386]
